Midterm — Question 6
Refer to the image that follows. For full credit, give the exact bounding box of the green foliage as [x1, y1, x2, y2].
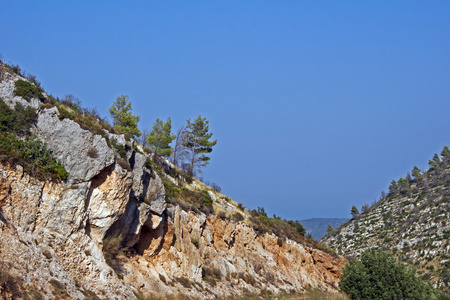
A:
[3, 136, 68, 181]
[110, 138, 127, 159]
[147, 117, 175, 157]
[412, 165, 422, 180]
[0, 98, 67, 181]
[0, 98, 37, 135]
[109, 95, 141, 138]
[184, 115, 217, 175]
[287, 220, 306, 236]
[351, 205, 360, 219]
[327, 224, 335, 236]
[429, 153, 441, 169]
[389, 179, 398, 194]
[199, 190, 213, 207]
[13, 79, 45, 101]
[340, 249, 437, 300]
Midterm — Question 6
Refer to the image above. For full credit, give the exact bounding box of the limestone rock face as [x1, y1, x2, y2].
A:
[129, 152, 165, 215]
[122, 206, 345, 299]
[0, 164, 135, 299]
[36, 107, 115, 183]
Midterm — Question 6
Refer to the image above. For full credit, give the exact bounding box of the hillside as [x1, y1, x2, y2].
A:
[0, 61, 346, 299]
[300, 218, 349, 240]
[321, 149, 450, 293]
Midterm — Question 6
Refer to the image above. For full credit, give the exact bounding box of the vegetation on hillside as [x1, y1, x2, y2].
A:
[147, 117, 175, 158]
[183, 115, 217, 176]
[323, 147, 450, 294]
[0, 97, 68, 181]
[340, 248, 437, 300]
[109, 95, 141, 138]
[1, 59, 336, 262]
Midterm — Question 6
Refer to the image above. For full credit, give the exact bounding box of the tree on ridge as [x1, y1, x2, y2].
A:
[183, 115, 217, 176]
[109, 95, 141, 138]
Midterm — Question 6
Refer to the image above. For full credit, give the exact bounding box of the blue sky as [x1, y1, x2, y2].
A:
[2, 1, 450, 220]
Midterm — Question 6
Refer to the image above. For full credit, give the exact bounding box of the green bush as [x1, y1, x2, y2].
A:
[13, 79, 45, 101]
[0, 133, 68, 181]
[340, 248, 437, 300]
[0, 98, 37, 135]
[0, 97, 68, 181]
[110, 138, 127, 159]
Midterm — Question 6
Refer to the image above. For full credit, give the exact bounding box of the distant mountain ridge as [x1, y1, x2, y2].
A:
[321, 147, 450, 293]
[300, 218, 349, 240]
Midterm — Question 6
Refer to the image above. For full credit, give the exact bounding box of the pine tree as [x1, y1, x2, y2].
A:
[147, 118, 175, 158]
[327, 224, 334, 236]
[184, 115, 217, 176]
[351, 206, 360, 219]
[109, 95, 141, 138]
[412, 166, 422, 180]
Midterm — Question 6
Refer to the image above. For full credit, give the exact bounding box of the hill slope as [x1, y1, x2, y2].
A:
[321, 149, 450, 293]
[0, 61, 345, 299]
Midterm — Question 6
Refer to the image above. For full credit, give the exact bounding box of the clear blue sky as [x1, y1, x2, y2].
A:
[2, 1, 450, 220]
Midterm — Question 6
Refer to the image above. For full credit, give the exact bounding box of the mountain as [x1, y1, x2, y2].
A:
[321, 149, 450, 294]
[300, 218, 349, 240]
[0, 61, 346, 299]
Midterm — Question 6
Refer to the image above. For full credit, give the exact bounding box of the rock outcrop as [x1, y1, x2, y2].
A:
[0, 65, 344, 299]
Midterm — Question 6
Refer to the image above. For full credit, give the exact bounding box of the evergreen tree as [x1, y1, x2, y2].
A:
[184, 115, 217, 176]
[429, 153, 440, 169]
[340, 249, 436, 300]
[389, 180, 398, 194]
[361, 203, 369, 213]
[147, 117, 175, 158]
[109, 95, 141, 138]
[327, 224, 334, 236]
[351, 206, 360, 219]
[441, 145, 449, 157]
[412, 166, 422, 180]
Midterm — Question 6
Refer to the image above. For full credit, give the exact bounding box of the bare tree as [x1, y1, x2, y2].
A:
[136, 128, 150, 147]
[171, 126, 188, 167]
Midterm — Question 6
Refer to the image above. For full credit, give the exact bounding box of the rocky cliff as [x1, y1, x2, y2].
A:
[0, 64, 344, 299]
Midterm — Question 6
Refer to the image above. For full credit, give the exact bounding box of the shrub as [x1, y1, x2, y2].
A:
[200, 190, 213, 207]
[211, 182, 221, 193]
[110, 138, 127, 159]
[13, 79, 45, 101]
[175, 277, 192, 288]
[116, 157, 130, 171]
[232, 212, 244, 222]
[191, 237, 199, 248]
[202, 266, 222, 286]
[87, 147, 99, 159]
[0, 133, 68, 181]
[0, 98, 37, 135]
[340, 248, 437, 300]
